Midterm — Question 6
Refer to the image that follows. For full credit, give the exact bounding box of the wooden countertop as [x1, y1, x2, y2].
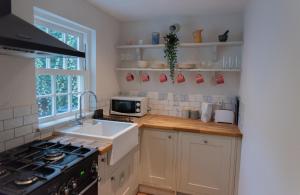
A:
[133, 115, 242, 138]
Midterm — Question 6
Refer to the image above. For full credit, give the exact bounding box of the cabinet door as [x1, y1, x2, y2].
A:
[178, 133, 234, 195]
[140, 129, 177, 190]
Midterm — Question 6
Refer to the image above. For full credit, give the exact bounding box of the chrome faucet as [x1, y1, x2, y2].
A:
[76, 91, 98, 125]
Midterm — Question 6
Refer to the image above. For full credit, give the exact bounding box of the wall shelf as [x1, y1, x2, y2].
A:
[115, 68, 240, 72]
[116, 41, 243, 49]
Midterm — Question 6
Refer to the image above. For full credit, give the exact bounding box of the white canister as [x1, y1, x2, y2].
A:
[201, 102, 213, 123]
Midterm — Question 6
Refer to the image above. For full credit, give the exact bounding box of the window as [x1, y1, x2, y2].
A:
[34, 12, 89, 122]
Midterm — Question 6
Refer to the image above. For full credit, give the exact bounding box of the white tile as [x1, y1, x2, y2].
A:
[31, 104, 38, 114]
[14, 105, 31, 118]
[0, 129, 14, 142]
[5, 137, 24, 150]
[0, 121, 3, 131]
[24, 132, 41, 143]
[23, 114, 38, 125]
[32, 123, 39, 132]
[4, 117, 23, 130]
[167, 93, 174, 101]
[15, 125, 33, 137]
[0, 108, 13, 120]
[147, 92, 159, 99]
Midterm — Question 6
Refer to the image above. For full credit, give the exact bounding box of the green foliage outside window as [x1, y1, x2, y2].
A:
[35, 23, 82, 118]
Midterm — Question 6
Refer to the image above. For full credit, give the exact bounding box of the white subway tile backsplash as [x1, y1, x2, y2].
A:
[24, 132, 41, 143]
[4, 117, 23, 130]
[31, 104, 38, 114]
[167, 93, 174, 101]
[0, 121, 3, 131]
[0, 129, 14, 142]
[14, 105, 31, 118]
[0, 104, 42, 152]
[15, 125, 33, 137]
[23, 114, 38, 125]
[0, 108, 13, 120]
[5, 137, 24, 150]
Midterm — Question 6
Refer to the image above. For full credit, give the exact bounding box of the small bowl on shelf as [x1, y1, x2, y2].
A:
[177, 63, 196, 69]
[137, 60, 149, 68]
[150, 61, 168, 69]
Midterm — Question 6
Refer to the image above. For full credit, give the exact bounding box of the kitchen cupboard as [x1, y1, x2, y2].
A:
[177, 133, 236, 195]
[98, 147, 139, 195]
[140, 129, 177, 190]
[140, 128, 241, 195]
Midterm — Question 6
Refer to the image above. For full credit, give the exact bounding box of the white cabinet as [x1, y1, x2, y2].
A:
[98, 147, 139, 195]
[177, 133, 237, 195]
[140, 128, 177, 190]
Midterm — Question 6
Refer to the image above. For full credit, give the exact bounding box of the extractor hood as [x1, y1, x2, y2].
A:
[0, 0, 85, 58]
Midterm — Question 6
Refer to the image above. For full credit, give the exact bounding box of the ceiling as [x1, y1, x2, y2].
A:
[87, 0, 245, 22]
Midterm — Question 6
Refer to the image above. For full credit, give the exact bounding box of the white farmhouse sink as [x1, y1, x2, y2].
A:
[55, 119, 138, 165]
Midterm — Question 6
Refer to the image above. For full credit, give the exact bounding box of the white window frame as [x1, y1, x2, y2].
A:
[34, 7, 96, 123]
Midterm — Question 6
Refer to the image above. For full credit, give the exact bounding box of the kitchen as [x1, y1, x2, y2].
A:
[0, 0, 299, 195]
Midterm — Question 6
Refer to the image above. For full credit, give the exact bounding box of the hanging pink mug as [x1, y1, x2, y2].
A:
[196, 74, 204, 84]
[126, 73, 134, 81]
[176, 73, 185, 83]
[159, 73, 168, 83]
[141, 72, 150, 82]
[215, 73, 225, 84]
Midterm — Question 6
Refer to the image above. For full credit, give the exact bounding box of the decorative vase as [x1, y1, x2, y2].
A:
[152, 32, 160, 45]
[193, 29, 203, 43]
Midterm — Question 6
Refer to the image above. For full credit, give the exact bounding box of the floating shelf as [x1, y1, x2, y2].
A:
[115, 68, 240, 72]
[116, 41, 243, 49]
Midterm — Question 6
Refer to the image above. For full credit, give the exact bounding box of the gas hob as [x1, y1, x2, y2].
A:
[0, 140, 98, 195]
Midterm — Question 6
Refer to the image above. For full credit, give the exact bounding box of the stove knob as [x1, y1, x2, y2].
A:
[91, 162, 98, 173]
[72, 181, 77, 189]
[63, 187, 70, 195]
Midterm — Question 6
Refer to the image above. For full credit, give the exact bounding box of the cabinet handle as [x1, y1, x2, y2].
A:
[203, 140, 208, 144]
[168, 136, 172, 139]
[111, 177, 115, 181]
[101, 158, 106, 162]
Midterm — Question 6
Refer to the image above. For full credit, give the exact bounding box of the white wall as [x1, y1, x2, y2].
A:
[118, 13, 243, 96]
[238, 0, 300, 194]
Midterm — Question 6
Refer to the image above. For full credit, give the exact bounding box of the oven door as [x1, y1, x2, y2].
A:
[79, 179, 98, 195]
[111, 99, 138, 114]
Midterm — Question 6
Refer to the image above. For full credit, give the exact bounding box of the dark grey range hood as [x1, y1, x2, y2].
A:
[0, 0, 85, 58]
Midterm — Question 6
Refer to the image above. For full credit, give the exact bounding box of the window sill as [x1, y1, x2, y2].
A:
[38, 112, 93, 130]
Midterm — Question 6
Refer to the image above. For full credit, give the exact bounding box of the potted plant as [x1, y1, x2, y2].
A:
[164, 28, 180, 83]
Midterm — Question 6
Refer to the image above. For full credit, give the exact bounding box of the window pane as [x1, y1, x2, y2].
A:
[66, 34, 78, 49]
[72, 94, 79, 111]
[56, 95, 68, 114]
[36, 75, 52, 95]
[49, 29, 64, 42]
[50, 57, 63, 69]
[35, 58, 47, 69]
[66, 58, 78, 70]
[37, 97, 52, 117]
[71, 76, 79, 93]
[36, 25, 47, 32]
[56, 75, 68, 94]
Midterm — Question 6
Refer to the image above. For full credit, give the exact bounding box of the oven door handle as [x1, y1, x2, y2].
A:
[78, 179, 98, 195]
